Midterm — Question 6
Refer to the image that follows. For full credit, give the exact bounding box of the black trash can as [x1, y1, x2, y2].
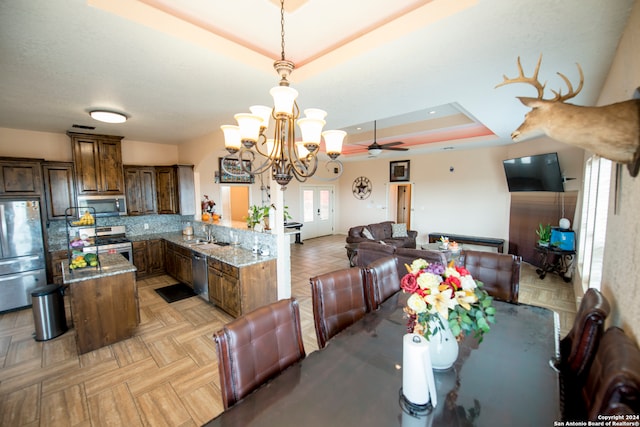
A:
[31, 284, 68, 341]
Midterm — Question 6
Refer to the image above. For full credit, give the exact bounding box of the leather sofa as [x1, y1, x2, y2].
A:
[355, 241, 446, 277]
[346, 221, 417, 248]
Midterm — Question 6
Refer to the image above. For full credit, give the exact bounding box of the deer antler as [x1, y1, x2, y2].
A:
[550, 64, 584, 101]
[495, 55, 546, 99]
[496, 55, 584, 102]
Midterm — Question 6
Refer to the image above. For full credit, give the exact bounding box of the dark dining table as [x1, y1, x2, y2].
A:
[205, 293, 561, 427]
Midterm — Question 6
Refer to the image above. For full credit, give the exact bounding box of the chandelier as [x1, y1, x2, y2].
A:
[220, 0, 346, 190]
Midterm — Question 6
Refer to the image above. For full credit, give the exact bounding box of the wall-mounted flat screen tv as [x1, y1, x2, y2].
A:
[502, 152, 564, 192]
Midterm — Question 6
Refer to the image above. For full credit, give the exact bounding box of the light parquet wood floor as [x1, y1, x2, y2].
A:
[0, 235, 576, 426]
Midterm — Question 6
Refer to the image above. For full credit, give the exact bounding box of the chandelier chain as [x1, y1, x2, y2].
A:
[280, 0, 286, 61]
[220, 0, 345, 189]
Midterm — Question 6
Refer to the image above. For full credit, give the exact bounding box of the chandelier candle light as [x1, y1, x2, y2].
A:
[220, 0, 346, 190]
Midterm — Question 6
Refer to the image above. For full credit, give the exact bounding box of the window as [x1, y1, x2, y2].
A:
[577, 157, 611, 291]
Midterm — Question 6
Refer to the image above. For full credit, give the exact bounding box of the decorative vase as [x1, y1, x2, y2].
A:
[427, 315, 459, 370]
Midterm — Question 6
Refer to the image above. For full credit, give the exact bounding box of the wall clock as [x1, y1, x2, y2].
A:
[352, 176, 372, 200]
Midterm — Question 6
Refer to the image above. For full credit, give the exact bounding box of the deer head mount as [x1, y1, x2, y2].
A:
[496, 55, 640, 177]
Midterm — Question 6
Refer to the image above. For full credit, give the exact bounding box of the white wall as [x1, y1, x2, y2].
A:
[595, 0, 640, 342]
[335, 141, 584, 247]
[0, 127, 179, 165]
[0, 128, 70, 161]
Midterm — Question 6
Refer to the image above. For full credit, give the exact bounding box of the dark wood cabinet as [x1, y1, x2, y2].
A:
[155, 167, 178, 214]
[147, 239, 164, 276]
[42, 162, 75, 220]
[155, 165, 195, 215]
[164, 240, 177, 279]
[163, 240, 193, 287]
[69, 132, 124, 196]
[0, 158, 43, 196]
[48, 250, 68, 285]
[67, 268, 138, 354]
[133, 239, 164, 279]
[207, 257, 276, 318]
[124, 166, 157, 215]
[132, 241, 148, 277]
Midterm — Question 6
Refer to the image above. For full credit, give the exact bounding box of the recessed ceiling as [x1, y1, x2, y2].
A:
[0, 0, 635, 155]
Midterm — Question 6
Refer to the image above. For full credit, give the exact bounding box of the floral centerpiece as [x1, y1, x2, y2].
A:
[401, 258, 496, 343]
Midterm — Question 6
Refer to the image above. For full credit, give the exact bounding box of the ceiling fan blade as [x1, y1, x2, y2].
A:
[383, 147, 409, 151]
[379, 141, 404, 148]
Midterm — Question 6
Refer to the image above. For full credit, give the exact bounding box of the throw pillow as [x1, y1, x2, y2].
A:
[391, 223, 408, 238]
[362, 227, 375, 240]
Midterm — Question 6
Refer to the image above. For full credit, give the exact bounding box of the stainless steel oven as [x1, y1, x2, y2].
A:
[77, 226, 133, 263]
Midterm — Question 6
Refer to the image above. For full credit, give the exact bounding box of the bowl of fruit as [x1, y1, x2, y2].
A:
[69, 253, 99, 270]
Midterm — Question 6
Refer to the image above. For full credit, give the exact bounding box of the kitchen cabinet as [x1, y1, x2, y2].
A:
[155, 165, 195, 215]
[124, 166, 157, 215]
[49, 250, 68, 285]
[0, 158, 43, 196]
[207, 257, 276, 318]
[42, 162, 75, 220]
[69, 132, 124, 196]
[163, 240, 193, 287]
[132, 239, 164, 279]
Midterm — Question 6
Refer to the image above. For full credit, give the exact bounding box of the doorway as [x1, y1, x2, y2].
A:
[220, 185, 250, 222]
[300, 185, 334, 239]
[388, 183, 412, 229]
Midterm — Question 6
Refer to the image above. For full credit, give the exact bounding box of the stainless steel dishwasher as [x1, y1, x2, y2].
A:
[191, 252, 209, 301]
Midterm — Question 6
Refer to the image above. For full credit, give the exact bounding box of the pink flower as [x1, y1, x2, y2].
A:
[401, 273, 419, 293]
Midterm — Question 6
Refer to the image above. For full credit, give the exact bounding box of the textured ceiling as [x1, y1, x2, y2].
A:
[0, 0, 635, 158]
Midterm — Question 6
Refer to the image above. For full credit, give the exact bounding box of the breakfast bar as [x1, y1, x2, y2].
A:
[62, 253, 139, 354]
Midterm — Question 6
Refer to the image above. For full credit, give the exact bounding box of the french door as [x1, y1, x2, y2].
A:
[300, 185, 334, 239]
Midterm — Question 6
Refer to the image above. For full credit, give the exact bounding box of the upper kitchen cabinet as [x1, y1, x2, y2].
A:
[0, 158, 43, 196]
[42, 162, 75, 220]
[124, 166, 157, 215]
[155, 165, 195, 215]
[69, 133, 124, 196]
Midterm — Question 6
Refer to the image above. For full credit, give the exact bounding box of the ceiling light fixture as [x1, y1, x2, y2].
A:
[220, 0, 346, 190]
[89, 110, 128, 123]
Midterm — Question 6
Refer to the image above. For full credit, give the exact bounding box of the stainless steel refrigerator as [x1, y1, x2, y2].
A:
[0, 200, 47, 312]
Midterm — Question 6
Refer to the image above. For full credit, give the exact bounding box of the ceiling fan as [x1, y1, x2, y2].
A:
[367, 120, 408, 156]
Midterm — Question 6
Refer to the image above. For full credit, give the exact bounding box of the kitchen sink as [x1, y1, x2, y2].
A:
[187, 238, 213, 246]
[195, 243, 220, 250]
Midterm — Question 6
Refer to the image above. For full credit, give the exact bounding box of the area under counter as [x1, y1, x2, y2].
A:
[62, 253, 139, 354]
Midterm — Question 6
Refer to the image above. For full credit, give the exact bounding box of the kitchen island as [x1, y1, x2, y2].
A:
[62, 253, 139, 354]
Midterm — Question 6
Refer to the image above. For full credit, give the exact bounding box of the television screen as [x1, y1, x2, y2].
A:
[502, 152, 564, 192]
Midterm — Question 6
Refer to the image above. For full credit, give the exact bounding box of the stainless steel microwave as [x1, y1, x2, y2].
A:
[77, 195, 127, 217]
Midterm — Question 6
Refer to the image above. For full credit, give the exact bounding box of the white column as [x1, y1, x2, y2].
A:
[272, 177, 291, 299]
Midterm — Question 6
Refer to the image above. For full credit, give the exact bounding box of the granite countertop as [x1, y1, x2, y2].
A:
[62, 253, 137, 284]
[53, 232, 276, 268]
[158, 232, 276, 267]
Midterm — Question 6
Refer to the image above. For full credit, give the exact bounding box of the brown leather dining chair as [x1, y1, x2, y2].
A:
[580, 326, 640, 420]
[310, 267, 368, 349]
[461, 250, 522, 304]
[364, 255, 400, 310]
[213, 298, 306, 410]
[558, 288, 611, 382]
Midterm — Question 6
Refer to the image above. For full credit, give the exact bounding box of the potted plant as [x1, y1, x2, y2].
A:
[536, 223, 552, 246]
[246, 205, 271, 230]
